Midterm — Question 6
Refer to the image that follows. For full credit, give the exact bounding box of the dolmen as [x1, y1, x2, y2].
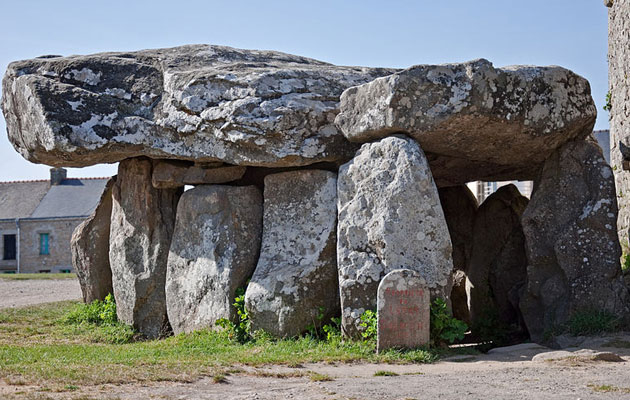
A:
[3, 44, 629, 342]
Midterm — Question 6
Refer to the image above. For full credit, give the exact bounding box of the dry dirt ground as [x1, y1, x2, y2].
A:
[0, 278, 81, 308]
[2, 279, 630, 399]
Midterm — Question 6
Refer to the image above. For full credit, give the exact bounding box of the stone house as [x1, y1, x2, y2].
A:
[0, 168, 108, 273]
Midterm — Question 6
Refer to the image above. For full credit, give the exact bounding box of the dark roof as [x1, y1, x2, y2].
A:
[0, 181, 50, 219]
[0, 177, 109, 220]
[30, 178, 109, 218]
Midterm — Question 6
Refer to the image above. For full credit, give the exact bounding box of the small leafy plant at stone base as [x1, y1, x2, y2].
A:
[622, 253, 630, 273]
[359, 309, 378, 341]
[62, 293, 135, 344]
[216, 287, 251, 343]
[429, 298, 468, 347]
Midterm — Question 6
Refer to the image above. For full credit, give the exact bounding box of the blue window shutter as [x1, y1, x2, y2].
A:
[40, 233, 49, 255]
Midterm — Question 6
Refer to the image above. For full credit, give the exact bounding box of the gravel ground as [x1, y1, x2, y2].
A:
[1, 279, 630, 399]
[0, 278, 81, 308]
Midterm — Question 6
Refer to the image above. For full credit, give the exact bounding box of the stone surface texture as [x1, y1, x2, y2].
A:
[335, 59, 597, 186]
[1, 45, 394, 168]
[608, 0, 630, 251]
[109, 158, 181, 338]
[337, 135, 453, 338]
[438, 185, 477, 324]
[245, 170, 339, 337]
[466, 184, 528, 331]
[71, 177, 115, 303]
[377, 269, 430, 353]
[166, 185, 262, 334]
[520, 139, 630, 342]
[152, 160, 246, 189]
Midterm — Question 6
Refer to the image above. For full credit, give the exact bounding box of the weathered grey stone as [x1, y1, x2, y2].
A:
[1, 45, 394, 168]
[438, 185, 478, 324]
[152, 160, 246, 189]
[532, 349, 624, 363]
[245, 170, 339, 337]
[71, 177, 115, 303]
[467, 184, 528, 332]
[109, 158, 180, 339]
[337, 135, 453, 338]
[166, 185, 262, 334]
[520, 139, 630, 343]
[377, 269, 430, 353]
[608, 0, 630, 252]
[335, 59, 597, 186]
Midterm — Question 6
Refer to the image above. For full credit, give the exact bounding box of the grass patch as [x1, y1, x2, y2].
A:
[374, 370, 399, 376]
[0, 301, 473, 386]
[544, 309, 623, 341]
[0, 273, 76, 280]
[588, 384, 630, 393]
[309, 372, 334, 382]
[566, 310, 621, 336]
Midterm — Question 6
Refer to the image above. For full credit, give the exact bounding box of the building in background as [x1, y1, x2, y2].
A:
[0, 168, 108, 273]
[468, 130, 610, 204]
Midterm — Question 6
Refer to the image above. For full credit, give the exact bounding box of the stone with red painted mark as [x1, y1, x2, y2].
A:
[377, 269, 430, 353]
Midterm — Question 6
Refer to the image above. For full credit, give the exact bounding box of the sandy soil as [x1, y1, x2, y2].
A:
[1, 341, 630, 399]
[0, 278, 81, 308]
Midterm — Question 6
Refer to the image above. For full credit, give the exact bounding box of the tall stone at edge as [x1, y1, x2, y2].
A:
[607, 0, 630, 251]
[520, 140, 630, 342]
[109, 158, 180, 339]
[337, 135, 453, 338]
[71, 177, 115, 303]
[245, 170, 339, 337]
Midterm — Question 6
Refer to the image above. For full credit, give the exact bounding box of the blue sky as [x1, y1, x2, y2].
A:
[0, 0, 610, 181]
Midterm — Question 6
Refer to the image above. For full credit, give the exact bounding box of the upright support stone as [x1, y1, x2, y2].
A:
[166, 185, 262, 334]
[71, 177, 115, 303]
[337, 135, 453, 338]
[520, 139, 630, 342]
[245, 170, 339, 337]
[438, 185, 478, 325]
[608, 0, 630, 251]
[109, 158, 181, 339]
[377, 269, 430, 353]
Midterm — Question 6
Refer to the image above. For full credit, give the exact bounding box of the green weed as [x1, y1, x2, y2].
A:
[566, 309, 621, 336]
[359, 309, 377, 341]
[430, 298, 467, 346]
[374, 370, 399, 376]
[62, 294, 135, 344]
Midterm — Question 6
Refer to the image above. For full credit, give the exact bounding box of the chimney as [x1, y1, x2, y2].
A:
[50, 167, 67, 185]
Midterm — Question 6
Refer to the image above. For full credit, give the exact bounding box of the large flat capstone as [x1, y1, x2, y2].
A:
[1, 45, 394, 168]
[335, 59, 597, 186]
[337, 135, 453, 338]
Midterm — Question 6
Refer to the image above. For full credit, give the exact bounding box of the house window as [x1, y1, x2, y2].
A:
[39, 233, 50, 255]
[3, 235, 16, 260]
